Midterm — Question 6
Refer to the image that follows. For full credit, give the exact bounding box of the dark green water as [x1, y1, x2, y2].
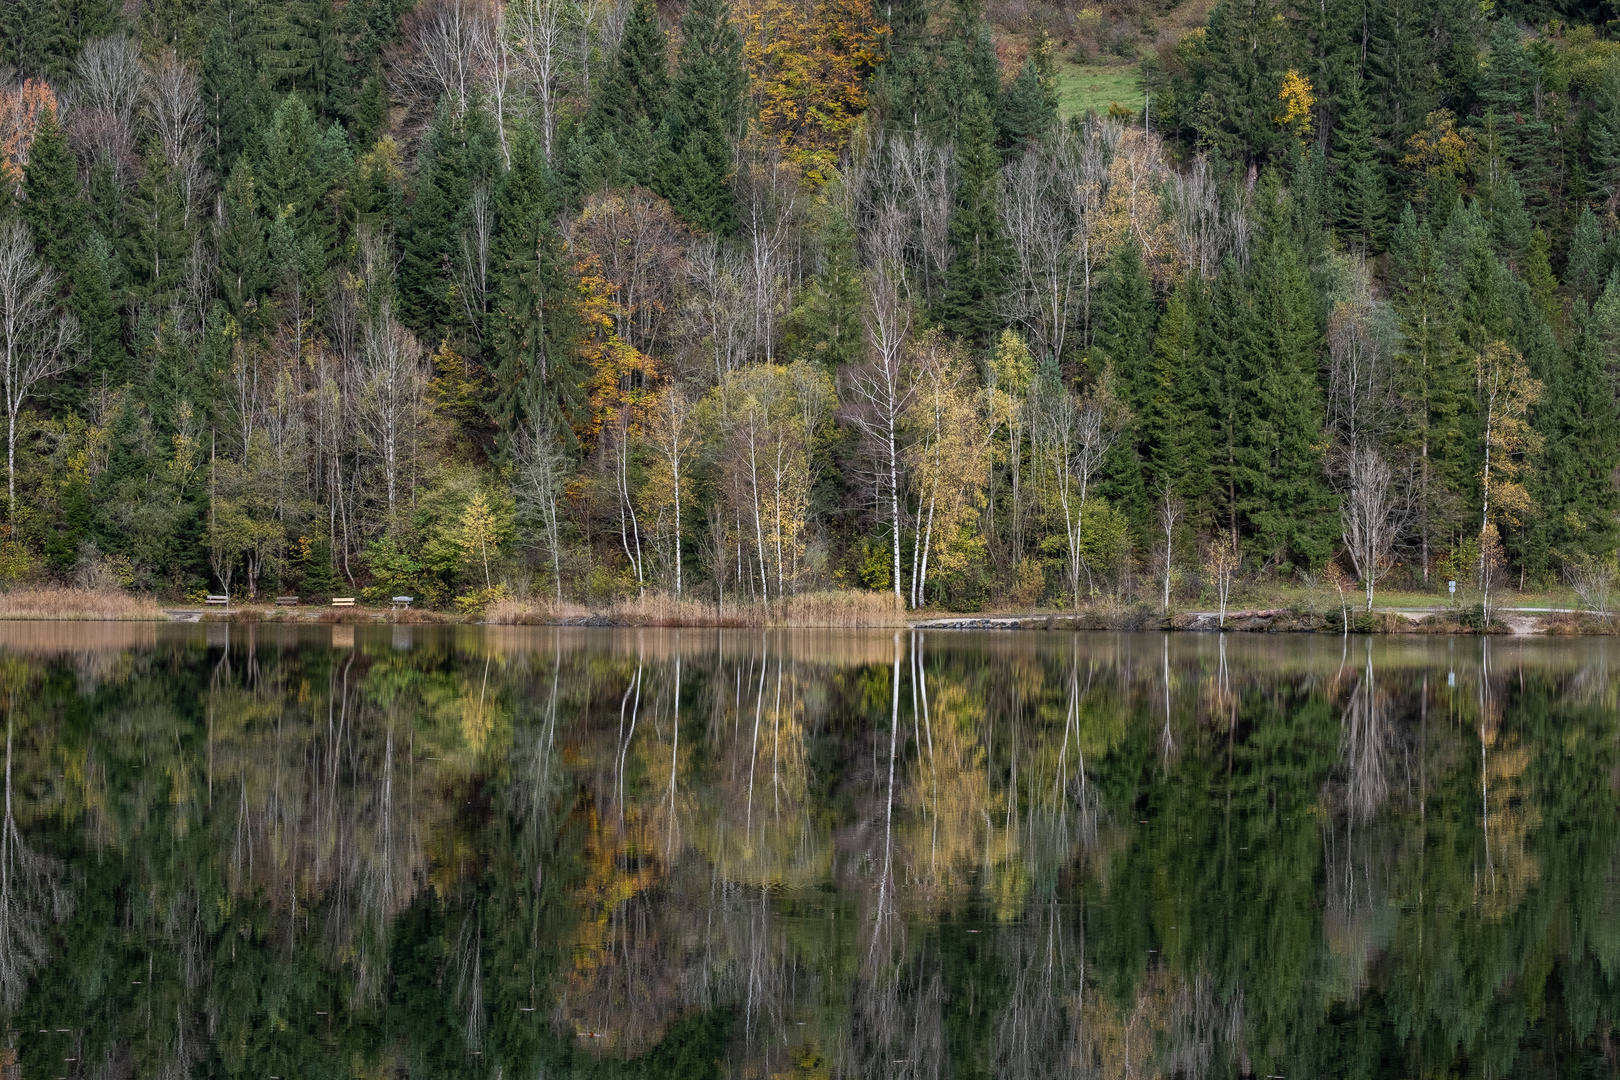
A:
[0, 623, 1614, 1080]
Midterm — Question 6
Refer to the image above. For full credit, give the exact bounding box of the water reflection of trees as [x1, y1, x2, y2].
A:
[0, 628, 1613, 1079]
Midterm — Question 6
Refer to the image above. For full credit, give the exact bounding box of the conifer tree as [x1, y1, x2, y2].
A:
[573, 0, 670, 188]
[218, 157, 269, 326]
[1330, 75, 1387, 249]
[126, 153, 191, 301]
[69, 237, 124, 391]
[1143, 277, 1214, 510]
[1523, 290, 1620, 571]
[493, 131, 582, 450]
[401, 104, 498, 334]
[995, 58, 1056, 152]
[1234, 179, 1335, 567]
[1206, 255, 1250, 546]
[1391, 204, 1470, 580]
[1091, 239, 1155, 416]
[938, 91, 1007, 343]
[1566, 207, 1608, 305]
[1590, 58, 1620, 207]
[20, 106, 84, 274]
[663, 0, 747, 234]
[787, 199, 865, 368]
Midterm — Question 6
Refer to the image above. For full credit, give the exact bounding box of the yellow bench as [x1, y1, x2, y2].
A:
[331, 597, 356, 608]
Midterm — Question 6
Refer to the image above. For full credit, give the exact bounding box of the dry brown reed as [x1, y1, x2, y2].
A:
[0, 586, 167, 621]
[484, 590, 906, 628]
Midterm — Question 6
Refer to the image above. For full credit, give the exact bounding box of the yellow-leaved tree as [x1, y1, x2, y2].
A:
[1275, 69, 1315, 145]
[735, 0, 886, 181]
[904, 332, 988, 609]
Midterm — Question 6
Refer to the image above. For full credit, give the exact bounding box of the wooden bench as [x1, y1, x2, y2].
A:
[205, 595, 230, 606]
[275, 596, 299, 606]
[390, 596, 414, 610]
[331, 597, 356, 608]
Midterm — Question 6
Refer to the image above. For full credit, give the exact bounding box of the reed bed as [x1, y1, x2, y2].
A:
[484, 590, 906, 628]
[484, 597, 594, 625]
[0, 586, 167, 621]
[608, 590, 906, 627]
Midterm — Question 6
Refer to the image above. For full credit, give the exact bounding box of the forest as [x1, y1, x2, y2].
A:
[2, 0, 1619, 612]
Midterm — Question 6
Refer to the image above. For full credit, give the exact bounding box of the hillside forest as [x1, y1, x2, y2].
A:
[3, 0, 1620, 611]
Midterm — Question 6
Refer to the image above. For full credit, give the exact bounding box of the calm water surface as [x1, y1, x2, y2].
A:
[0, 623, 1615, 1079]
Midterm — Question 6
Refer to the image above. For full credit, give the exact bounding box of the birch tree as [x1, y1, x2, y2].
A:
[840, 223, 917, 603]
[0, 221, 80, 522]
[515, 409, 571, 601]
[1032, 369, 1122, 608]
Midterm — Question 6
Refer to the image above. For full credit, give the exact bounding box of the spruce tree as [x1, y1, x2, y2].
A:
[1522, 229, 1559, 335]
[662, 0, 747, 234]
[938, 91, 1007, 343]
[1590, 57, 1620, 207]
[492, 131, 582, 450]
[1524, 293, 1620, 570]
[400, 104, 499, 334]
[786, 200, 865, 369]
[573, 0, 670, 189]
[1234, 178, 1335, 568]
[1206, 255, 1250, 545]
[1091, 239, 1155, 418]
[1391, 204, 1471, 579]
[1566, 207, 1608, 306]
[1476, 21, 1556, 225]
[1143, 277, 1215, 511]
[1330, 75, 1387, 249]
[218, 157, 269, 326]
[995, 58, 1056, 152]
[20, 105, 85, 274]
[69, 237, 125, 391]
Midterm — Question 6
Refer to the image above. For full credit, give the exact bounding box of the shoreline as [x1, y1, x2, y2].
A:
[1, 606, 1603, 636]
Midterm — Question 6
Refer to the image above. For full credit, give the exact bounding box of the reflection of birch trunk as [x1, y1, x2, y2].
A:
[0, 715, 69, 1009]
[870, 632, 902, 964]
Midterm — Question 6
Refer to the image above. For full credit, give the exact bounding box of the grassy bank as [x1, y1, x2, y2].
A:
[0, 587, 167, 620]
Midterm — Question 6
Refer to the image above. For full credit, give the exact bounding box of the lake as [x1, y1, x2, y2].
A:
[0, 623, 1614, 1079]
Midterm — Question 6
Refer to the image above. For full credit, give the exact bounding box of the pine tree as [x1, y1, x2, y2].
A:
[1331, 75, 1387, 249]
[662, 0, 747, 234]
[937, 91, 1007, 342]
[20, 105, 85, 274]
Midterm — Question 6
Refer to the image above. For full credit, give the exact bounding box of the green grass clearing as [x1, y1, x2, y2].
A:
[1053, 62, 1141, 119]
